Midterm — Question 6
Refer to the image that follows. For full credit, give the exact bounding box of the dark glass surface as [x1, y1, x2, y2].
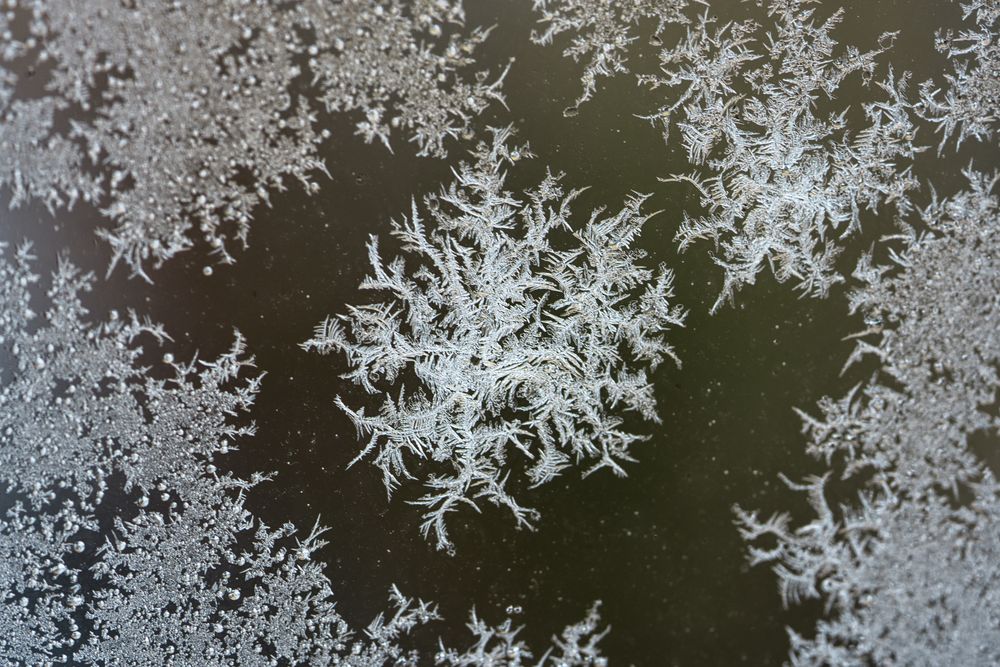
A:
[1, 1, 990, 663]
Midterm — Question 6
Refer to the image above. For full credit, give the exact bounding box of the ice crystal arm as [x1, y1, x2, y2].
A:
[435, 602, 607, 667]
[306, 126, 685, 552]
[531, 0, 691, 112]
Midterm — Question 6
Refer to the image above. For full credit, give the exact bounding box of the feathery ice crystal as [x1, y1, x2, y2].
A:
[0, 241, 606, 665]
[649, 5, 921, 311]
[0, 0, 507, 278]
[734, 173, 1000, 665]
[530, 0, 690, 113]
[534, 0, 924, 311]
[918, 0, 1000, 151]
[304, 126, 686, 552]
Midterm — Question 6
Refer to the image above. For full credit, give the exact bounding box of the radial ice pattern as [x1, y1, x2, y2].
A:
[533, 0, 923, 311]
[304, 127, 686, 552]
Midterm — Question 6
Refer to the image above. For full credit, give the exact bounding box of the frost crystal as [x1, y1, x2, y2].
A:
[0, 1, 506, 278]
[735, 172, 1000, 664]
[0, 242, 605, 665]
[437, 602, 607, 667]
[530, 0, 690, 112]
[918, 0, 1000, 150]
[304, 126, 686, 551]
[640, 2, 921, 311]
[737, 476, 1000, 666]
[533, 0, 925, 311]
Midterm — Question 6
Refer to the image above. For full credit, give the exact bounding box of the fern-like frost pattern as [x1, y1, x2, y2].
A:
[304, 126, 685, 552]
[0, 1, 506, 278]
[735, 173, 1000, 665]
[918, 1, 999, 150]
[534, 0, 923, 311]
[0, 243, 606, 665]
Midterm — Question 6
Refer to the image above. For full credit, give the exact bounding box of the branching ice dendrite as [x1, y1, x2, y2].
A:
[436, 602, 607, 667]
[917, 0, 999, 151]
[531, 0, 692, 113]
[305, 126, 686, 552]
[735, 172, 1000, 665]
[736, 476, 1000, 666]
[532, 0, 927, 312]
[0, 241, 607, 665]
[648, 3, 921, 312]
[0, 1, 507, 279]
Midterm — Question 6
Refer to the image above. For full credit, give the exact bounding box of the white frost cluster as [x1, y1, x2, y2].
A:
[734, 173, 1000, 665]
[534, 0, 1000, 660]
[648, 6, 921, 311]
[0, 0, 506, 278]
[0, 242, 606, 665]
[918, 0, 1000, 150]
[534, 0, 924, 311]
[530, 0, 690, 113]
[304, 126, 686, 551]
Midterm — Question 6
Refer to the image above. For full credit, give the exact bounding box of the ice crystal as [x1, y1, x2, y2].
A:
[304, 126, 686, 551]
[735, 172, 1000, 664]
[646, 3, 921, 311]
[0, 242, 606, 665]
[0, 1, 506, 278]
[819, 172, 1000, 489]
[918, 0, 1000, 150]
[530, 0, 690, 113]
[532, 0, 925, 311]
[737, 476, 1000, 666]
[437, 602, 607, 667]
